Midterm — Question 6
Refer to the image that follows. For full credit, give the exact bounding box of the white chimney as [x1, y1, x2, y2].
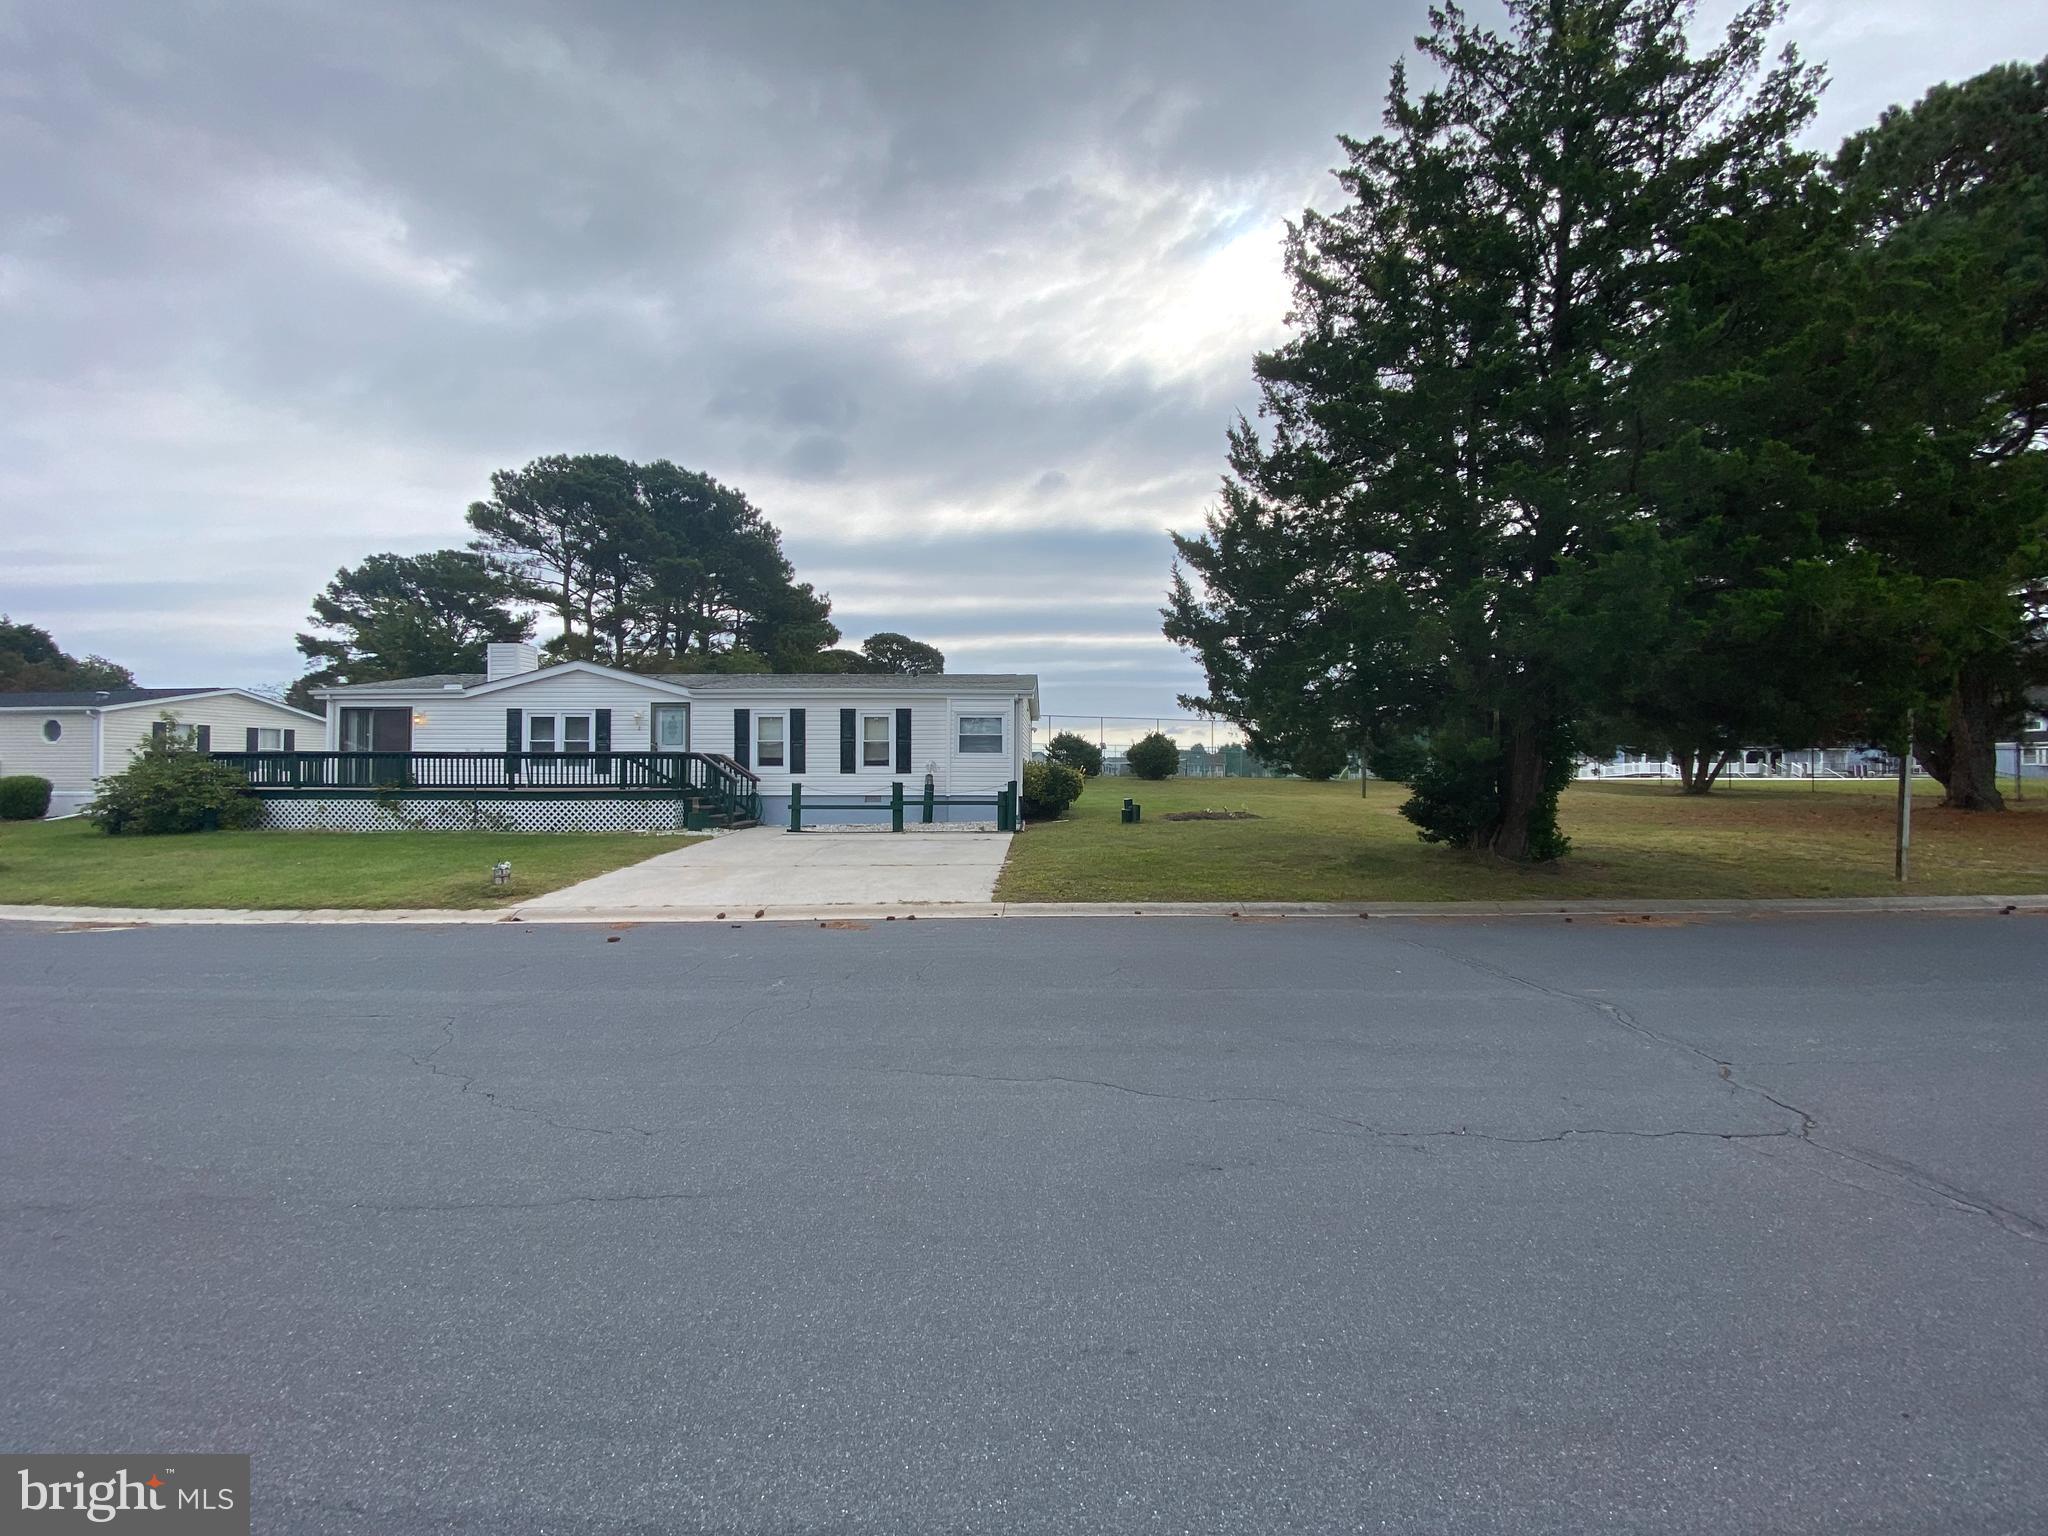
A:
[486, 642, 541, 681]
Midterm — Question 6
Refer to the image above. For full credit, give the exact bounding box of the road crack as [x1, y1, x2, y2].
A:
[405, 1016, 656, 1140]
[853, 1066, 1793, 1147]
[1388, 933, 2048, 1245]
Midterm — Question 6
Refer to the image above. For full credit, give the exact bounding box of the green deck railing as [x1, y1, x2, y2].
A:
[210, 750, 762, 825]
[786, 779, 1017, 832]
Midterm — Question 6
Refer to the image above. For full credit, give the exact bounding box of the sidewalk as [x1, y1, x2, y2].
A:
[3, 894, 2043, 926]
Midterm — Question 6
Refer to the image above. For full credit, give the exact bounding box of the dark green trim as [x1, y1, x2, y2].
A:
[247, 789, 694, 802]
[789, 708, 806, 774]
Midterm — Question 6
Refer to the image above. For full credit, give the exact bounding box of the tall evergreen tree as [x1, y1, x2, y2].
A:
[859, 632, 946, 675]
[294, 550, 531, 697]
[465, 455, 839, 669]
[1167, 0, 1818, 858]
[1828, 60, 2048, 809]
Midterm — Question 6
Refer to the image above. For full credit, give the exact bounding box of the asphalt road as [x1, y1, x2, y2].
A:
[2, 913, 2044, 1535]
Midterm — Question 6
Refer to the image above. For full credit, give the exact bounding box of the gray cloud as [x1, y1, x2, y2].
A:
[4, 0, 2045, 717]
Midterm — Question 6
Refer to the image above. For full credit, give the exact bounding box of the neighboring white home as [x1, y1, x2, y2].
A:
[297, 643, 1038, 830]
[0, 687, 323, 817]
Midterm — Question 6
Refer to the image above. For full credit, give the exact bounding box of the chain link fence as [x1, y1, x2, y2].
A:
[1031, 715, 1322, 778]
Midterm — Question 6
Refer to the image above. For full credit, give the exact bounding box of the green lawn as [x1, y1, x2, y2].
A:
[997, 775, 2048, 903]
[0, 818, 696, 910]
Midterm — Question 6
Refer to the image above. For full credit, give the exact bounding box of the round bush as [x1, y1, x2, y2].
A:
[0, 774, 54, 820]
[87, 738, 262, 835]
[1046, 731, 1104, 777]
[1020, 759, 1085, 822]
[1124, 732, 1180, 780]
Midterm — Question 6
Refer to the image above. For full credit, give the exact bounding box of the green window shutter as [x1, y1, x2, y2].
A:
[283, 729, 296, 751]
[152, 720, 167, 741]
[594, 708, 612, 777]
[790, 708, 806, 774]
[894, 708, 911, 774]
[839, 708, 856, 773]
[733, 708, 750, 767]
[246, 727, 260, 752]
[504, 708, 522, 776]
[195, 724, 211, 753]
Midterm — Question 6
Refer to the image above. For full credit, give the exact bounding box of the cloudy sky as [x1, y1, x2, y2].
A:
[5, 1, 2045, 736]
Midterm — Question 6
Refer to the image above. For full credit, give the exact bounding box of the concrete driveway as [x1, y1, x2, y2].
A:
[519, 824, 1011, 911]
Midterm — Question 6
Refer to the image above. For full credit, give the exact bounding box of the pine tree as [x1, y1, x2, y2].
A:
[1168, 0, 1817, 857]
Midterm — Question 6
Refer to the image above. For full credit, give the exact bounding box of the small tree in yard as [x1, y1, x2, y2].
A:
[88, 724, 263, 835]
[1125, 733, 1180, 780]
[1046, 731, 1104, 777]
[1020, 760, 1085, 822]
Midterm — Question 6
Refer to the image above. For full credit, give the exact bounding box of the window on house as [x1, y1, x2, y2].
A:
[526, 714, 593, 754]
[862, 714, 890, 766]
[255, 727, 284, 751]
[957, 715, 1003, 754]
[42, 719, 62, 742]
[757, 714, 785, 767]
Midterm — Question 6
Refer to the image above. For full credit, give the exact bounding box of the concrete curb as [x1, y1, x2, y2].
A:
[4, 894, 2045, 927]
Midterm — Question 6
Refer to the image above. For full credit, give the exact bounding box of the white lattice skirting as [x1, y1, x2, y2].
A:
[259, 796, 686, 833]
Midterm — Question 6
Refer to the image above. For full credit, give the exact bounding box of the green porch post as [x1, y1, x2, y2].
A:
[923, 777, 935, 824]
[789, 781, 802, 832]
[890, 780, 904, 833]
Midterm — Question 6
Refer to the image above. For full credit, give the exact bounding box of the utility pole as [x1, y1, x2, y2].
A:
[1895, 715, 1913, 883]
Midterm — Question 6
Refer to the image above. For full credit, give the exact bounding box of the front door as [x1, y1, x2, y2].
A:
[339, 707, 413, 784]
[651, 703, 690, 752]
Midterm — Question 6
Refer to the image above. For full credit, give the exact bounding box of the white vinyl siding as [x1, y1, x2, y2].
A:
[316, 671, 1034, 801]
[362, 672, 684, 753]
[100, 694, 316, 770]
[0, 709, 98, 794]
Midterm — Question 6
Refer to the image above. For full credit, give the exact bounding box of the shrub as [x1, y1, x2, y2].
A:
[0, 774, 53, 820]
[1399, 723, 1575, 861]
[1284, 737, 1350, 781]
[88, 731, 263, 835]
[1046, 731, 1104, 777]
[1124, 732, 1180, 780]
[1020, 759, 1085, 821]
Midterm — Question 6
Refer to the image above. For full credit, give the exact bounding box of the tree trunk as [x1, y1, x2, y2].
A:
[1483, 724, 1550, 860]
[1916, 665, 2007, 811]
[1674, 744, 1731, 795]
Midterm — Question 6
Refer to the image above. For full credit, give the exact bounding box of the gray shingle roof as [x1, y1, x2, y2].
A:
[0, 687, 232, 709]
[318, 669, 1037, 697]
[655, 672, 1037, 693]
[316, 673, 486, 695]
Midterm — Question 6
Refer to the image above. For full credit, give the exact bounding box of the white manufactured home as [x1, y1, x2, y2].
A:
[0, 687, 323, 817]
[271, 644, 1038, 832]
